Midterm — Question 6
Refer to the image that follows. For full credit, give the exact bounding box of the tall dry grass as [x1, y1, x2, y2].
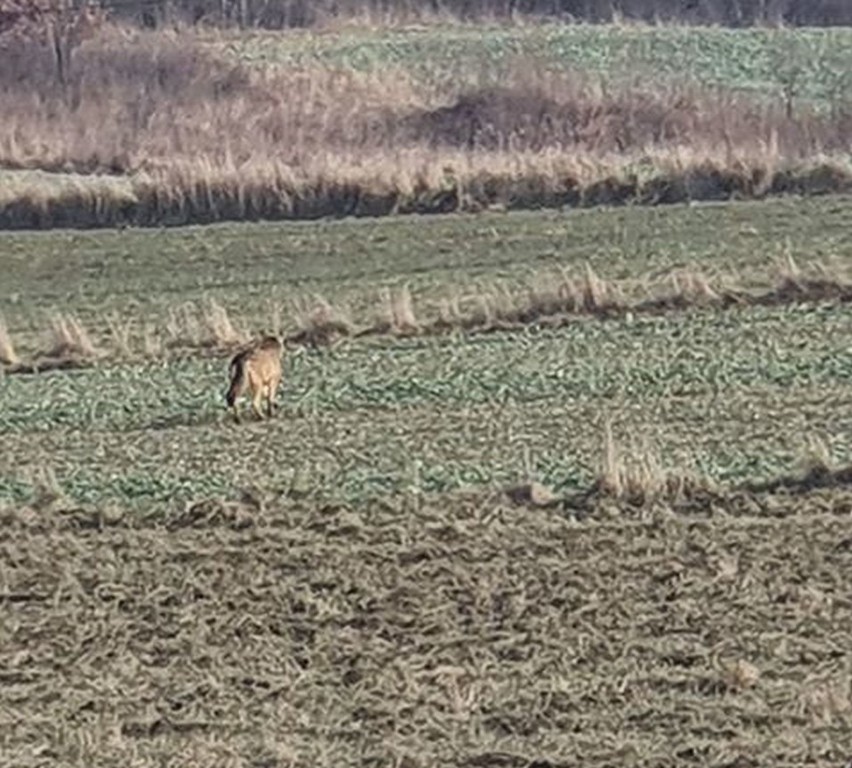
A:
[0, 25, 851, 227]
[0, 315, 20, 365]
[45, 313, 99, 359]
[3, 29, 850, 175]
[594, 421, 710, 506]
[2, 259, 849, 373]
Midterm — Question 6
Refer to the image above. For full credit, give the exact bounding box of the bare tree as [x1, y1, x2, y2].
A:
[0, 0, 103, 90]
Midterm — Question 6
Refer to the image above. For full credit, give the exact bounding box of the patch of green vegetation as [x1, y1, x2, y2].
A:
[2, 199, 850, 509]
[2, 301, 850, 506]
[2, 195, 851, 346]
[222, 24, 852, 102]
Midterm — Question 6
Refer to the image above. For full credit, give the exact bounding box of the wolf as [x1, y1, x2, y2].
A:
[225, 335, 283, 422]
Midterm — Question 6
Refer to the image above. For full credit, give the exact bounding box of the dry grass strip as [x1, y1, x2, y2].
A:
[2, 262, 849, 375]
[305, 261, 852, 347]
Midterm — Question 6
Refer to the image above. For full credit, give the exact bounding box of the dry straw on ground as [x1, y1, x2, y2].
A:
[105, 313, 135, 359]
[5, 459, 852, 765]
[368, 285, 420, 335]
[288, 297, 354, 348]
[162, 300, 247, 351]
[2, 313, 101, 373]
[591, 421, 711, 506]
[201, 299, 248, 348]
[416, 260, 851, 339]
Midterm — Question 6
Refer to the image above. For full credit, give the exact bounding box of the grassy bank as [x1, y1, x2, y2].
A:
[1, 23, 850, 229]
[4, 158, 852, 230]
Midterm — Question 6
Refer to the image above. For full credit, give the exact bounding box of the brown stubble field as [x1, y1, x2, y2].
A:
[4, 486, 852, 766]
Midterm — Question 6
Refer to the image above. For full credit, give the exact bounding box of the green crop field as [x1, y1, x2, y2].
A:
[2, 195, 851, 509]
[2, 303, 852, 506]
[3, 195, 852, 766]
[3, 195, 851, 345]
[223, 23, 852, 104]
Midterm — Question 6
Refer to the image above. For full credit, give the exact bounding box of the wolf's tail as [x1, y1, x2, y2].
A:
[225, 356, 245, 407]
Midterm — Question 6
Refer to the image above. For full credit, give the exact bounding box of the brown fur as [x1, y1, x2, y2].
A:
[225, 335, 283, 422]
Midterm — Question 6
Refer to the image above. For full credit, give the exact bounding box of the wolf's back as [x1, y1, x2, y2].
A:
[252, 338, 283, 377]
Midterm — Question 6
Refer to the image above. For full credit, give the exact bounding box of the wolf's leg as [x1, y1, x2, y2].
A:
[266, 375, 281, 417]
[226, 355, 248, 424]
[251, 387, 265, 420]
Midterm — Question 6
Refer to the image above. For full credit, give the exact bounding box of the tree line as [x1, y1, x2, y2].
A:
[116, 0, 852, 28]
[3, 0, 851, 33]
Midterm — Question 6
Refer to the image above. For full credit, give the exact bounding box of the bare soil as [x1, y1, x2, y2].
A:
[3, 486, 852, 767]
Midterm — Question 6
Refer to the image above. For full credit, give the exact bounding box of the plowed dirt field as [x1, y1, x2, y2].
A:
[3, 488, 852, 767]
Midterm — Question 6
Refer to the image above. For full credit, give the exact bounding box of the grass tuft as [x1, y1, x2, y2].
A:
[776, 252, 804, 293]
[164, 304, 201, 349]
[142, 324, 163, 359]
[668, 268, 720, 304]
[0, 315, 20, 366]
[593, 421, 711, 506]
[289, 297, 354, 348]
[201, 299, 247, 348]
[105, 313, 135, 359]
[796, 434, 835, 478]
[27, 466, 68, 514]
[384, 285, 419, 334]
[44, 313, 99, 360]
[581, 264, 620, 312]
